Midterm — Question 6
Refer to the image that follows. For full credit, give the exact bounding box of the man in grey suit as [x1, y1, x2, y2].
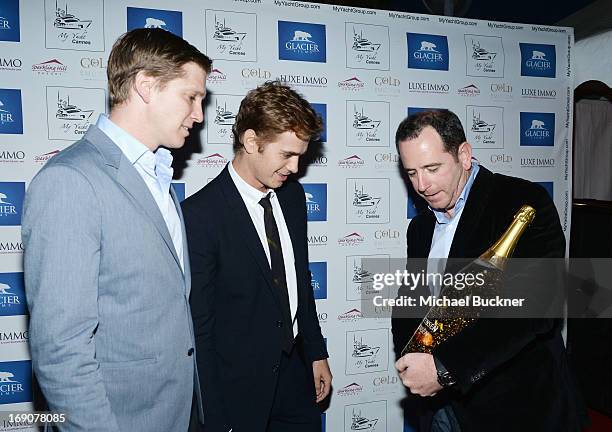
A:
[22, 29, 211, 431]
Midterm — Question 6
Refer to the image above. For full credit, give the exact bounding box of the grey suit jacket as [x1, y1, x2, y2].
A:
[22, 125, 199, 431]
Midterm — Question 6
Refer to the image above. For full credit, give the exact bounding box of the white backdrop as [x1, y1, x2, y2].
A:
[0, 1, 573, 431]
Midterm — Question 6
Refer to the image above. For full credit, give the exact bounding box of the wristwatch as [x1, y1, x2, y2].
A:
[434, 356, 456, 387]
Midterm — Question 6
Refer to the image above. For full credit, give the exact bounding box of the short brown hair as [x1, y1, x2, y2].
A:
[395, 109, 466, 159]
[107, 28, 212, 109]
[232, 81, 323, 152]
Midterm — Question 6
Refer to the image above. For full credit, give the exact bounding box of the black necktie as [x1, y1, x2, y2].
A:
[259, 193, 294, 353]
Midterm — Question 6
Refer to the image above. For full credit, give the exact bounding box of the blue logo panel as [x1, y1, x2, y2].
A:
[303, 183, 327, 222]
[0, 272, 26, 316]
[0, 360, 32, 405]
[407, 196, 419, 219]
[520, 43, 556, 78]
[0, 182, 25, 226]
[321, 412, 326, 432]
[520, 112, 555, 147]
[536, 182, 554, 200]
[309, 262, 327, 300]
[311, 103, 327, 142]
[407, 33, 449, 71]
[171, 182, 185, 202]
[278, 21, 326, 63]
[127, 7, 183, 37]
[407, 107, 443, 117]
[0, 0, 20, 42]
[0, 89, 23, 135]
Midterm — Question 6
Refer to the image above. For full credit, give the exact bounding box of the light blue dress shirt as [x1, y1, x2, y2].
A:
[96, 114, 184, 270]
[427, 161, 480, 295]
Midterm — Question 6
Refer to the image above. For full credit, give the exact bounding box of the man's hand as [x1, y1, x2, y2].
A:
[395, 353, 442, 397]
[312, 359, 332, 403]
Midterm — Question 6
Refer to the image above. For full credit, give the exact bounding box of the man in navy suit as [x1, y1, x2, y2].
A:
[183, 81, 331, 432]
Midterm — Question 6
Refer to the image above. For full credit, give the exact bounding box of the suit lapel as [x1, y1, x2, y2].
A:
[217, 168, 281, 305]
[85, 126, 182, 271]
[448, 166, 494, 259]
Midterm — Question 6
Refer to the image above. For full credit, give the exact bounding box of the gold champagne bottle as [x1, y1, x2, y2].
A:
[401, 205, 536, 355]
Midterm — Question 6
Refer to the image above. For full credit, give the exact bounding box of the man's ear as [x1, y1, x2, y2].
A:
[242, 129, 258, 154]
[457, 141, 473, 170]
[133, 71, 156, 104]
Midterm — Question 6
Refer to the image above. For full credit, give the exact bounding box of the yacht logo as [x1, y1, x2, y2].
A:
[520, 43, 555, 78]
[346, 23, 389, 70]
[46, 0, 104, 51]
[472, 39, 496, 61]
[213, 16, 246, 42]
[352, 336, 380, 358]
[352, 260, 374, 284]
[345, 329, 388, 374]
[353, 184, 380, 208]
[205, 10, 256, 61]
[520, 112, 555, 146]
[350, 409, 378, 430]
[471, 110, 495, 133]
[47, 87, 105, 140]
[55, 93, 93, 121]
[407, 33, 449, 71]
[53, 1, 91, 29]
[213, 102, 236, 126]
[347, 179, 389, 223]
[352, 106, 380, 130]
[278, 21, 326, 63]
[347, 101, 389, 147]
[352, 28, 380, 52]
[466, 106, 504, 149]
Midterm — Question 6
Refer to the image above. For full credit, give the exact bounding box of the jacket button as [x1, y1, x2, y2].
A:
[272, 364, 279, 373]
[276, 321, 283, 327]
[187, 348, 194, 356]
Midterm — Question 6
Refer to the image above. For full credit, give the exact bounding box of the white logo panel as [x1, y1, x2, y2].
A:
[46, 86, 106, 141]
[205, 10, 257, 62]
[345, 23, 389, 71]
[205, 94, 243, 144]
[346, 178, 389, 224]
[45, 0, 105, 51]
[346, 101, 389, 148]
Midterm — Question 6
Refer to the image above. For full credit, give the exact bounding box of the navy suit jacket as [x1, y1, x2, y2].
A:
[392, 166, 585, 432]
[182, 166, 327, 432]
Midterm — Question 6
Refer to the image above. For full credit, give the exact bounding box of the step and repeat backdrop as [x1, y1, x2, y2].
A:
[0, 0, 573, 430]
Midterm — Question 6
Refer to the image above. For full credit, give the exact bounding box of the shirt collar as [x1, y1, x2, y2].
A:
[430, 160, 480, 224]
[96, 114, 150, 165]
[96, 113, 174, 185]
[228, 160, 273, 206]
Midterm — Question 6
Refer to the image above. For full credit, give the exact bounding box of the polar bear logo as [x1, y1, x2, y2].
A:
[0, 282, 11, 295]
[420, 41, 437, 51]
[0, 192, 10, 205]
[292, 30, 312, 42]
[305, 193, 317, 203]
[145, 17, 167, 29]
[530, 120, 545, 129]
[531, 50, 546, 60]
[0, 371, 16, 382]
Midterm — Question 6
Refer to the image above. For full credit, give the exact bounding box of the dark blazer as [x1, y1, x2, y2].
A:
[182, 166, 328, 432]
[392, 166, 585, 432]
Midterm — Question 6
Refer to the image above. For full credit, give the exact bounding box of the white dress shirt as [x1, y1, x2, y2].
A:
[96, 114, 184, 271]
[228, 161, 298, 337]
